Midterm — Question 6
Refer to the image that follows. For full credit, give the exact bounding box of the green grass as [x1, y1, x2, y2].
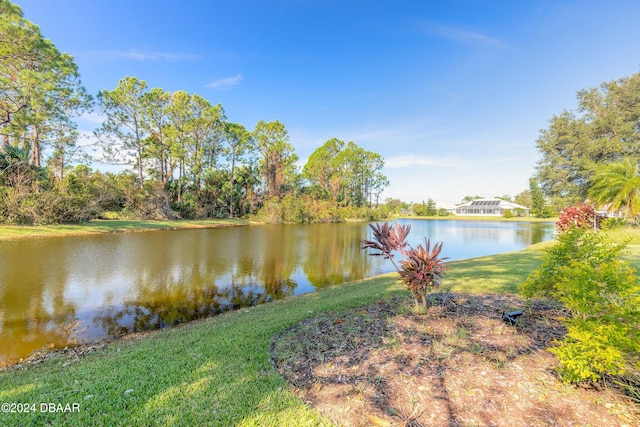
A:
[602, 224, 640, 245]
[1, 229, 638, 426]
[441, 247, 545, 294]
[0, 219, 248, 240]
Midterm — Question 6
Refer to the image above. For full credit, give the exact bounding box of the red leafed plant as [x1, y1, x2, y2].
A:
[398, 238, 447, 307]
[362, 222, 448, 307]
[361, 222, 411, 270]
[556, 202, 601, 232]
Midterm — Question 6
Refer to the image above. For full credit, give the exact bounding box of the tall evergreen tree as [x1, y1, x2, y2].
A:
[96, 77, 149, 187]
[529, 178, 547, 217]
[0, 0, 91, 168]
[224, 122, 254, 217]
[303, 138, 345, 203]
[253, 120, 297, 199]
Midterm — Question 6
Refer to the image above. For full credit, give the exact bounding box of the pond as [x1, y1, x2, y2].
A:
[0, 219, 555, 363]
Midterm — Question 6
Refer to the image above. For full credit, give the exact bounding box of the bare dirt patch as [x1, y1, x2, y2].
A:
[271, 293, 638, 426]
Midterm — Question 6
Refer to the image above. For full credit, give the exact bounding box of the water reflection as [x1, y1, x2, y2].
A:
[0, 220, 553, 363]
[92, 280, 296, 338]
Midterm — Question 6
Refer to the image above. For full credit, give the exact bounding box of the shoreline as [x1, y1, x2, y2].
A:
[0, 218, 555, 367]
[0, 271, 398, 371]
[0, 215, 556, 241]
[0, 218, 249, 241]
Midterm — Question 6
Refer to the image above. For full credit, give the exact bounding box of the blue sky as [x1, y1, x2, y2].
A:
[15, 0, 640, 204]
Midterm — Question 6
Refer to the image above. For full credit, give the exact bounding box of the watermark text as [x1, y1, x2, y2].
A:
[1, 402, 80, 413]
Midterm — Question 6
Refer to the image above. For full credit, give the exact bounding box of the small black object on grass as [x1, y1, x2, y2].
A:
[502, 310, 523, 325]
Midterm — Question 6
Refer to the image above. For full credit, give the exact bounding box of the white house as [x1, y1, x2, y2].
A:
[454, 199, 530, 216]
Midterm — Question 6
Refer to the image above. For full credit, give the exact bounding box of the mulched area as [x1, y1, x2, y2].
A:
[270, 293, 639, 426]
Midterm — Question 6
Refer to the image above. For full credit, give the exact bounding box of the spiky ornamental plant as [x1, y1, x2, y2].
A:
[361, 222, 411, 270]
[362, 222, 448, 307]
[398, 238, 448, 307]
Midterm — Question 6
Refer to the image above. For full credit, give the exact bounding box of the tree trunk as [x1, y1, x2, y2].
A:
[229, 157, 235, 218]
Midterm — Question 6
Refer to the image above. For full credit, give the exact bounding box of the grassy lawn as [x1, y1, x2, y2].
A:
[602, 225, 640, 245]
[0, 219, 248, 240]
[0, 229, 638, 426]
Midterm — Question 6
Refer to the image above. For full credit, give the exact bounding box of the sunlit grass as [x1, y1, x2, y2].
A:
[0, 219, 247, 240]
[602, 224, 640, 245]
[442, 247, 545, 294]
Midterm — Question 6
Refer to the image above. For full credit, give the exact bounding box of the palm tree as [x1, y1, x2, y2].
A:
[588, 158, 640, 219]
[0, 145, 44, 187]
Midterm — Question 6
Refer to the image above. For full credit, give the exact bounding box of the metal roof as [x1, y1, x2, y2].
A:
[469, 200, 500, 206]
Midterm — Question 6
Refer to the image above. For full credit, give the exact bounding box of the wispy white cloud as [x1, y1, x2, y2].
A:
[491, 155, 521, 163]
[205, 74, 244, 90]
[418, 20, 504, 47]
[340, 119, 446, 147]
[86, 50, 201, 61]
[78, 112, 106, 125]
[385, 154, 467, 169]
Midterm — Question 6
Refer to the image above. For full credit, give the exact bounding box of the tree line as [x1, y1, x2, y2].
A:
[0, 1, 388, 224]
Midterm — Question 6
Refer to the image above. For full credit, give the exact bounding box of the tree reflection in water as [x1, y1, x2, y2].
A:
[93, 279, 296, 337]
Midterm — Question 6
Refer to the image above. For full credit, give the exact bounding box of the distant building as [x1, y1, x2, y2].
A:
[594, 203, 623, 219]
[454, 199, 530, 216]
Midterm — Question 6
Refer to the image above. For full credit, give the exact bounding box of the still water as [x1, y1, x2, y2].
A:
[0, 220, 554, 363]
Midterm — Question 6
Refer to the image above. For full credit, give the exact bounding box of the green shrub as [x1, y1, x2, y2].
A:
[520, 227, 640, 382]
[601, 217, 627, 230]
[550, 254, 640, 382]
[254, 195, 346, 224]
[520, 228, 627, 299]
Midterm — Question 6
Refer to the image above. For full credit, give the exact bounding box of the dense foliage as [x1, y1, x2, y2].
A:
[534, 72, 640, 211]
[0, 1, 389, 224]
[520, 227, 640, 384]
[529, 178, 555, 217]
[303, 138, 387, 208]
[362, 222, 448, 307]
[412, 198, 439, 216]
